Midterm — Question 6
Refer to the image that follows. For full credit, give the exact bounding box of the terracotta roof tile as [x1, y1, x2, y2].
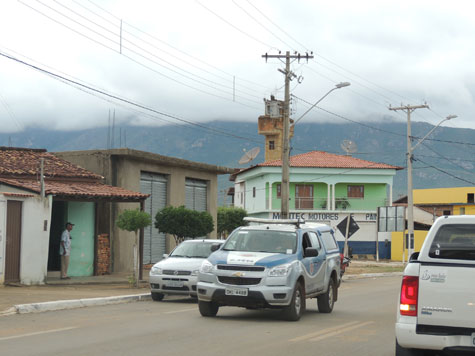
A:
[0, 147, 102, 179]
[0, 178, 148, 201]
[258, 151, 402, 170]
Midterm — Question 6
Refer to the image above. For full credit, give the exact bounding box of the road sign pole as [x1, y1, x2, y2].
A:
[344, 214, 350, 258]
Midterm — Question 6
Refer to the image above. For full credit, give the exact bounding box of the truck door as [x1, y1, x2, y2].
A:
[301, 231, 325, 294]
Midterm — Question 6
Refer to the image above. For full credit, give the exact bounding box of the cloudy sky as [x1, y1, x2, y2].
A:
[0, 0, 474, 133]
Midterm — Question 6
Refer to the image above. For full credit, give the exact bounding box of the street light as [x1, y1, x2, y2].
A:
[406, 114, 457, 258]
[292, 82, 351, 126]
[280, 82, 351, 219]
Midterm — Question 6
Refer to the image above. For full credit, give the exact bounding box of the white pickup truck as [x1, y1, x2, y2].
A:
[395, 215, 475, 355]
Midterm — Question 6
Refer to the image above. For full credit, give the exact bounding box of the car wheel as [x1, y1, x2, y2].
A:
[318, 278, 335, 313]
[395, 339, 430, 356]
[151, 292, 164, 301]
[198, 300, 219, 317]
[283, 282, 305, 321]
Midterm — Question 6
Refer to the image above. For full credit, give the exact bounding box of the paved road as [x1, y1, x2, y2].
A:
[0, 276, 400, 356]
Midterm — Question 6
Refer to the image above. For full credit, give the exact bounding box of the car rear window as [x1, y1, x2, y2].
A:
[320, 231, 339, 251]
[428, 224, 475, 260]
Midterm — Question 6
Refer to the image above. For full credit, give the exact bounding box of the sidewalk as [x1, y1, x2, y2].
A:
[0, 272, 151, 316]
[0, 260, 404, 316]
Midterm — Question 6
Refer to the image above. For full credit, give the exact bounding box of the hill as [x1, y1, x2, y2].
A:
[2, 119, 474, 202]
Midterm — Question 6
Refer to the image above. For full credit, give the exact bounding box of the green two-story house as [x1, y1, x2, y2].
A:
[232, 150, 401, 258]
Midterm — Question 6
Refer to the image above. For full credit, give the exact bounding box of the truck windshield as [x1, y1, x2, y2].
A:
[429, 224, 475, 260]
[222, 229, 297, 254]
[170, 241, 218, 258]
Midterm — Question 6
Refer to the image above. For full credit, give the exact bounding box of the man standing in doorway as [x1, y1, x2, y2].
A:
[60, 222, 74, 279]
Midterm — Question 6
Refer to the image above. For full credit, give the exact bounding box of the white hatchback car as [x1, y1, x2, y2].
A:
[149, 239, 223, 301]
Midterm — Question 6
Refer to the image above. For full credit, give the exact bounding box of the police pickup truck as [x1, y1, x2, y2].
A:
[197, 218, 341, 321]
[396, 216, 475, 355]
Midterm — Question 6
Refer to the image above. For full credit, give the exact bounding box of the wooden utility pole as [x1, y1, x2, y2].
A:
[262, 51, 313, 219]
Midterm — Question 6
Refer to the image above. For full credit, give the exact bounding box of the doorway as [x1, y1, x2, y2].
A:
[48, 201, 66, 271]
[5, 200, 22, 283]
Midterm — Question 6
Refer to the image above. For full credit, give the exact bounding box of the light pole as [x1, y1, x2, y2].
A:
[292, 82, 351, 126]
[280, 82, 351, 219]
[406, 114, 456, 257]
[390, 108, 456, 260]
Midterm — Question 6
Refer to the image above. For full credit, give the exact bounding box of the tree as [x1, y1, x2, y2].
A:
[217, 206, 247, 237]
[116, 209, 152, 288]
[155, 206, 214, 244]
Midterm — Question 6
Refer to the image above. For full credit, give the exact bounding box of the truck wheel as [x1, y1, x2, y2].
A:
[151, 292, 164, 301]
[283, 282, 305, 321]
[395, 339, 427, 356]
[198, 300, 219, 317]
[318, 278, 335, 313]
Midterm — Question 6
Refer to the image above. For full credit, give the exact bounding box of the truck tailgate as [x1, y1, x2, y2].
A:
[418, 264, 475, 328]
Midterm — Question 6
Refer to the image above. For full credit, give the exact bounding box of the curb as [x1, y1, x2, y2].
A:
[344, 272, 403, 280]
[12, 293, 151, 315]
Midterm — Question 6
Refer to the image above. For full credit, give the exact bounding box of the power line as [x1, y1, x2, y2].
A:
[195, 0, 277, 50]
[0, 50, 267, 146]
[415, 157, 475, 185]
[81, 0, 271, 91]
[231, 0, 296, 50]
[21, 0, 263, 108]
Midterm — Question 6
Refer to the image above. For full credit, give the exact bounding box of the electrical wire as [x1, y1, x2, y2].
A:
[415, 157, 475, 185]
[21, 0, 263, 108]
[82, 0, 271, 91]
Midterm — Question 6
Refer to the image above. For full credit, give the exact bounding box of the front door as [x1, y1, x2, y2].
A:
[67, 202, 95, 277]
[5, 201, 22, 283]
[296, 185, 313, 210]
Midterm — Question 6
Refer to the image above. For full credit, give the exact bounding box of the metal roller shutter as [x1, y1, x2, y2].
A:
[140, 172, 167, 264]
[185, 179, 207, 212]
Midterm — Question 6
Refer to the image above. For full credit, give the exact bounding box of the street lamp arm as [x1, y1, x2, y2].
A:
[292, 82, 350, 126]
[411, 115, 457, 152]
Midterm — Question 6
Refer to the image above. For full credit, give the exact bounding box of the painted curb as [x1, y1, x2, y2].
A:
[14, 293, 151, 314]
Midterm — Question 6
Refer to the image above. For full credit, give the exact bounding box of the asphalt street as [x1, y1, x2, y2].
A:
[0, 275, 401, 356]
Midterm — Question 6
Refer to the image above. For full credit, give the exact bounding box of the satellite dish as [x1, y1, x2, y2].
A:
[340, 140, 357, 156]
[238, 147, 260, 165]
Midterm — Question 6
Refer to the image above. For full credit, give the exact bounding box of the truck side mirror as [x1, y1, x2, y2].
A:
[304, 247, 319, 257]
[211, 243, 221, 252]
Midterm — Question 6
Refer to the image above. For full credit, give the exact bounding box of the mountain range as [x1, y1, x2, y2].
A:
[2, 119, 474, 203]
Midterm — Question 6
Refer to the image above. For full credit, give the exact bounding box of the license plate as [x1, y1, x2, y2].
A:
[225, 287, 248, 296]
[165, 280, 184, 288]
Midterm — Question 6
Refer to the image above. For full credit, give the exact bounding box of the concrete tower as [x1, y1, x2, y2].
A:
[258, 96, 294, 162]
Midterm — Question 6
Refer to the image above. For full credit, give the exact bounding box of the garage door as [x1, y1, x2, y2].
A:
[140, 172, 167, 264]
[185, 179, 207, 212]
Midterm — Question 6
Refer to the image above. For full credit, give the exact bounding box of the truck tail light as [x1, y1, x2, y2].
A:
[400, 276, 418, 317]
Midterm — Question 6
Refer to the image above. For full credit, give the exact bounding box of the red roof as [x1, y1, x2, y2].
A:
[0, 178, 148, 201]
[259, 151, 401, 170]
[0, 147, 102, 179]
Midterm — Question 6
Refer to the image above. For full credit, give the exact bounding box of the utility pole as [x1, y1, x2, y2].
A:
[389, 103, 429, 260]
[262, 51, 313, 219]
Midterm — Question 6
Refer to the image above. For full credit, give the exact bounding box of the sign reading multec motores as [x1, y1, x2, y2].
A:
[378, 206, 405, 232]
[337, 215, 360, 239]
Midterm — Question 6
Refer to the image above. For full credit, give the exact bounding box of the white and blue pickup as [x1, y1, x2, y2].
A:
[197, 218, 341, 321]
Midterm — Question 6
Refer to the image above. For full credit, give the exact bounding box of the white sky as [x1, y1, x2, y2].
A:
[0, 0, 474, 132]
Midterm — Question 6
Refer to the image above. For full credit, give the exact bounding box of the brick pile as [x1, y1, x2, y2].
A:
[97, 233, 110, 275]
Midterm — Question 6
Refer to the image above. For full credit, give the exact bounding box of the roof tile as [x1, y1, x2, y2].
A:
[259, 151, 402, 170]
[0, 147, 102, 179]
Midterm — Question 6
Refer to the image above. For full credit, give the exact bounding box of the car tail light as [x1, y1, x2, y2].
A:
[400, 276, 418, 316]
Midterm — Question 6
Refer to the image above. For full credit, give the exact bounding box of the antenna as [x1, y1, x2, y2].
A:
[238, 147, 260, 165]
[340, 140, 357, 156]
